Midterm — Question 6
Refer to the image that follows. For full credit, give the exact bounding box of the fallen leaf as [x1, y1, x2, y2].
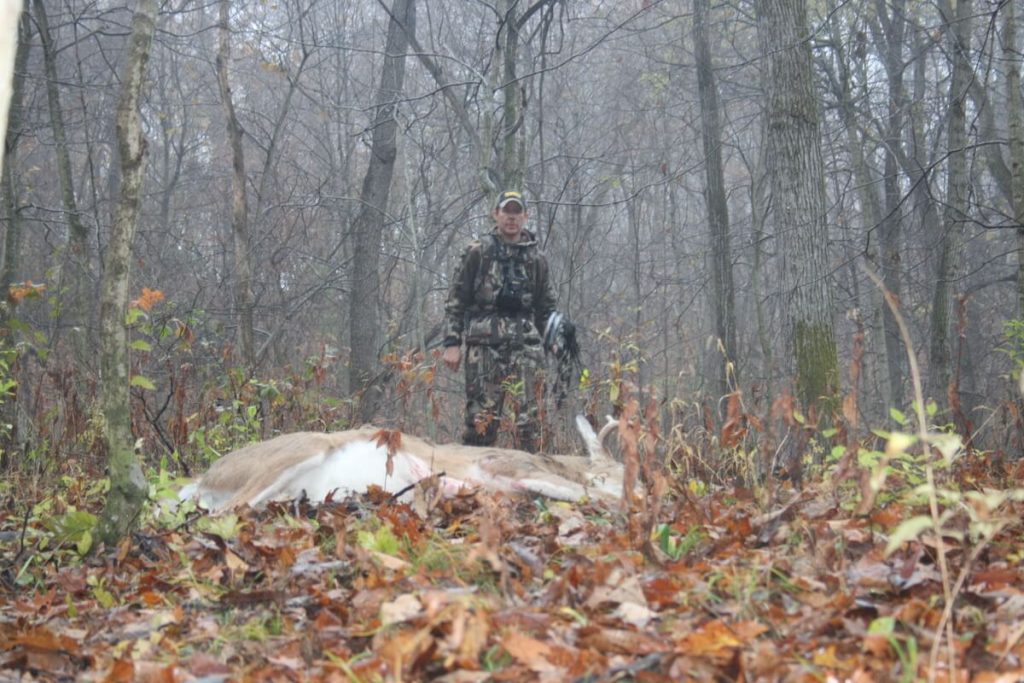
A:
[578, 626, 668, 655]
[501, 630, 561, 673]
[380, 593, 423, 626]
[675, 620, 746, 657]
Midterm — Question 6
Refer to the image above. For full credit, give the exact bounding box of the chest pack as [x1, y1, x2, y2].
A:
[479, 236, 533, 314]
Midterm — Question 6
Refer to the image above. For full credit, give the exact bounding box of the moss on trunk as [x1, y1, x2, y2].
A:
[794, 319, 838, 412]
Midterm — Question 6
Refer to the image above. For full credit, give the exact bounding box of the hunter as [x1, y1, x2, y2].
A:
[441, 190, 557, 453]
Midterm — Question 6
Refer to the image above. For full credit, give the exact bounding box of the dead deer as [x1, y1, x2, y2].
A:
[180, 415, 622, 511]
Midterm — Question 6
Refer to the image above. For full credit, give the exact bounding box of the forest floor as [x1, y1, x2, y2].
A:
[1, 451, 1023, 682]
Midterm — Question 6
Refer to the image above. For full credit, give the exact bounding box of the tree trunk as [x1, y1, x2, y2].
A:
[693, 0, 737, 397]
[874, 0, 908, 410]
[906, 22, 941, 285]
[820, 0, 891, 417]
[96, 0, 156, 547]
[0, 2, 30, 464]
[33, 0, 92, 350]
[926, 0, 972, 404]
[0, 0, 21, 182]
[32, 0, 86, 245]
[499, 0, 523, 190]
[750, 122, 774, 399]
[1007, 0, 1024, 318]
[349, 0, 414, 422]
[757, 0, 838, 414]
[216, 0, 255, 369]
[1, 2, 29, 305]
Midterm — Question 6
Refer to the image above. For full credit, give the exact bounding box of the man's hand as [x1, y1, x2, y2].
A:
[442, 345, 462, 371]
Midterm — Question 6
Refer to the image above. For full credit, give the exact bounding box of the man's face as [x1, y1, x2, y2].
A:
[494, 202, 527, 242]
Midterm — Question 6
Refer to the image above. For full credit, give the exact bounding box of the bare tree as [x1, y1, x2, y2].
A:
[871, 0, 909, 411]
[0, 0, 21, 181]
[33, 0, 95, 349]
[495, 0, 523, 190]
[349, 0, 414, 422]
[217, 0, 255, 369]
[926, 0, 973, 403]
[1007, 0, 1024, 318]
[693, 0, 736, 397]
[96, 0, 156, 546]
[757, 0, 838, 413]
[1, 3, 29, 307]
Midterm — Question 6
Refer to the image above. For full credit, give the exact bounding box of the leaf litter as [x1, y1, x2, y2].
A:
[1, 471, 1023, 682]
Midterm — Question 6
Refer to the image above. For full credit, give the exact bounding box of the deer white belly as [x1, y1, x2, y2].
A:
[248, 441, 428, 507]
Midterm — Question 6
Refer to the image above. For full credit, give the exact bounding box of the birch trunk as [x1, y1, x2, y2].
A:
[1, 3, 28, 305]
[96, 0, 156, 546]
[0, 0, 24, 467]
[0, 0, 20, 182]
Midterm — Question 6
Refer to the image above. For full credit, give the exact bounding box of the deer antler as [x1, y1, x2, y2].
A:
[574, 415, 617, 465]
[596, 416, 618, 447]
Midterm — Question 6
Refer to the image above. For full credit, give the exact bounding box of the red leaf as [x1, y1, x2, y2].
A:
[374, 429, 402, 477]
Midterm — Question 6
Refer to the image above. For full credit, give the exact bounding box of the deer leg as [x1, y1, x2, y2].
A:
[513, 477, 588, 502]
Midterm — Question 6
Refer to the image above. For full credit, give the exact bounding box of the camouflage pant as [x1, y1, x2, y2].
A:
[462, 342, 547, 452]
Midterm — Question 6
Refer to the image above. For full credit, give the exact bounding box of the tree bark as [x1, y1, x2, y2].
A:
[906, 22, 941, 281]
[1006, 0, 1024, 318]
[0, 0, 21, 183]
[96, 0, 157, 547]
[757, 0, 838, 413]
[819, 0, 892, 417]
[33, 0, 93, 349]
[31, 0, 87, 246]
[349, 0, 414, 422]
[750, 118, 774, 398]
[693, 0, 736, 397]
[926, 0, 972, 403]
[0, 0, 25, 466]
[1, 2, 29, 306]
[499, 0, 523, 190]
[216, 0, 255, 369]
[873, 0, 908, 410]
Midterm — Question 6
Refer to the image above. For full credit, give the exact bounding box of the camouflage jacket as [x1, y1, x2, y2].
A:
[443, 228, 556, 348]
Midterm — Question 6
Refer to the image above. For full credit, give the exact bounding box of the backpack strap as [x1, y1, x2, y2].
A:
[471, 236, 498, 293]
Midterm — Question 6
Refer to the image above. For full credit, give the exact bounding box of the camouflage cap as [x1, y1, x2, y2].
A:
[495, 190, 527, 211]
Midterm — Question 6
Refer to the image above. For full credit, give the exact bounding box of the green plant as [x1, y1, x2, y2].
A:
[411, 537, 468, 574]
[652, 523, 705, 560]
[0, 342, 19, 456]
[356, 524, 402, 556]
[482, 643, 514, 672]
[125, 288, 168, 391]
[42, 508, 97, 556]
[87, 574, 117, 609]
[196, 513, 242, 540]
[1000, 318, 1024, 380]
[148, 459, 197, 527]
[218, 611, 283, 644]
[867, 617, 919, 683]
[324, 650, 373, 682]
[189, 399, 263, 464]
